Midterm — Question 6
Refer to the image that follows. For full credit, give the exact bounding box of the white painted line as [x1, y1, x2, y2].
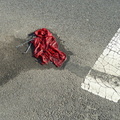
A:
[81, 28, 120, 102]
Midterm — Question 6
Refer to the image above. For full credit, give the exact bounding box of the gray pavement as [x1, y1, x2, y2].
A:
[0, 0, 120, 120]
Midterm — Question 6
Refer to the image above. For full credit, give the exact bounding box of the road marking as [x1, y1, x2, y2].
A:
[81, 28, 120, 102]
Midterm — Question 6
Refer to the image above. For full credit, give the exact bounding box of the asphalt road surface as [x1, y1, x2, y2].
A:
[0, 0, 120, 120]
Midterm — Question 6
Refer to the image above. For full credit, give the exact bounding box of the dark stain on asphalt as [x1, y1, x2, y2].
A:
[0, 34, 73, 86]
[65, 62, 91, 78]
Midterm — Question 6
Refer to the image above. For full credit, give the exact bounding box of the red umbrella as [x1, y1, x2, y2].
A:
[16, 28, 67, 67]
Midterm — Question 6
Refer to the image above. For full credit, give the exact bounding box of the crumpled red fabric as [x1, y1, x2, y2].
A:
[30, 28, 67, 67]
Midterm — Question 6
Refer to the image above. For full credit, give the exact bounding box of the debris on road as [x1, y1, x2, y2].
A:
[17, 28, 67, 67]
